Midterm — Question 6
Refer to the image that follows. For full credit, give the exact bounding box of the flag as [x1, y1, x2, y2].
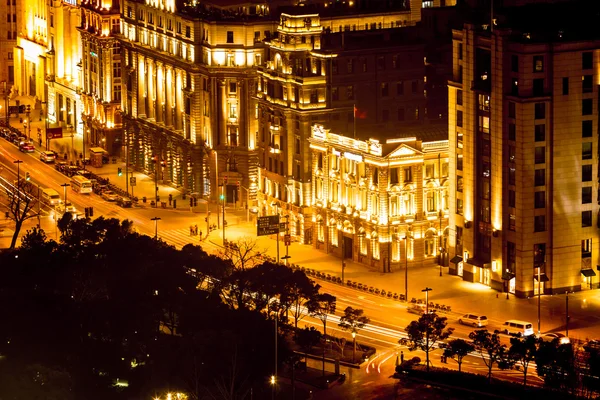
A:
[354, 106, 367, 119]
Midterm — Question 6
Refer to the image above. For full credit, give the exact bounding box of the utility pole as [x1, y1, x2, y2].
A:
[282, 214, 291, 266]
[13, 160, 23, 183]
[404, 236, 409, 301]
[565, 291, 570, 337]
[61, 183, 70, 206]
[537, 265, 541, 335]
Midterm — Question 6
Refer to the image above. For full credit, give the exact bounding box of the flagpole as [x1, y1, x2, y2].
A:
[353, 104, 356, 139]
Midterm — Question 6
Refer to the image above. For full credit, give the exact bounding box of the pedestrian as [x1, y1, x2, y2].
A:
[189, 225, 193, 236]
[194, 224, 198, 235]
[199, 231, 203, 240]
[400, 351, 404, 364]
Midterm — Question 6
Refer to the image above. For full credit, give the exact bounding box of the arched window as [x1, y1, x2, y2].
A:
[425, 230, 435, 256]
[371, 231, 380, 260]
[329, 180, 339, 203]
[402, 188, 414, 215]
[391, 234, 400, 261]
[371, 193, 380, 215]
[358, 227, 367, 255]
[329, 218, 338, 247]
[390, 194, 400, 216]
[426, 190, 436, 212]
[317, 216, 324, 242]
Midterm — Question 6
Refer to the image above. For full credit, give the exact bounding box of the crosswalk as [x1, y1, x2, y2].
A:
[157, 228, 222, 254]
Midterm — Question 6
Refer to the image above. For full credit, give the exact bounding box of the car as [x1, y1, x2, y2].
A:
[117, 197, 133, 208]
[77, 170, 92, 179]
[101, 190, 118, 201]
[458, 314, 489, 328]
[407, 303, 427, 315]
[541, 333, 570, 344]
[19, 141, 35, 152]
[57, 202, 77, 214]
[40, 151, 56, 163]
[13, 135, 26, 145]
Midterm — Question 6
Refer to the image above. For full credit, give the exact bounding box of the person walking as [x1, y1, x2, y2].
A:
[400, 351, 404, 364]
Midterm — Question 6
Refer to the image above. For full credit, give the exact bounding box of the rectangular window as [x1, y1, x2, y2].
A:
[508, 145, 515, 162]
[583, 164, 593, 181]
[185, 26, 191, 38]
[533, 55, 544, 72]
[535, 103, 545, 119]
[509, 215, 516, 231]
[533, 79, 544, 96]
[458, 43, 463, 60]
[397, 81, 404, 95]
[227, 31, 233, 43]
[457, 89, 463, 105]
[535, 125, 545, 142]
[583, 142, 593, 159]
[509, 190, 515, 208]
[583, 120, 593, 137]
[534, 215, 546, 232]
[457, 154, 463, 171]
[346, 86, 354, 100]
[583, 187, 592, 204]
[582, 211, 593, 227]
[535, 147, 545, 164]
[562, 77, 569, 95]
[381, 83, 389, 97]
[508, 123, 516, 141]
[512, 78, 519, 96]
[508, 102, 516, 118]
[456, 198, 463, 215]
[331, 60, 338, 74]
[377, 56, 385, 70]
[583, 99, 593, 115]
[397, 108, 405, 121]
[403, 167, 412, 182]
[456, 110, 463, 127]
[534, 191, 546, 208]
[583, 52, 593, 70]
[331, 87, 338, 101]
[347, 59, 354, 73]
[511, 54, 518, 72]
[535, 169, 545, 186]
[583, 75, 593, 93]
[509, 166, 515, 185]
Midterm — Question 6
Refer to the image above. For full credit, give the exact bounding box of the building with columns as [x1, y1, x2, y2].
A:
[448, 1, 600, 297]
[78, 0, 123, 153]
[0, 0, 18, 96]
[309, 124, 449, 272]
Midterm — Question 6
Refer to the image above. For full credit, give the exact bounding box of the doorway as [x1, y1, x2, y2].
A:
[343, 236, 353, 259]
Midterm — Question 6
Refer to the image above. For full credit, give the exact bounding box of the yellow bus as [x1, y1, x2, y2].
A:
[70, 175, 93, 194]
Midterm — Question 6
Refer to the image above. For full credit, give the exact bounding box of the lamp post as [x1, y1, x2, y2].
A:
[221, 184, 226, 244]
[422, 287, 432, 371]
[565, 291, 570, 337]
[13, 160, 23, 183]
[537, 266, 541, 335]
[151, 217, 161, 239]
[352, 331, 357, 363]
[282, 214, 291, 266]
[61, 183, 70, 206]
[272, 202, 280, 263]
[403, 236, 409, 301]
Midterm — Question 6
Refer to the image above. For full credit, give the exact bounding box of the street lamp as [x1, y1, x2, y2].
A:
[13, 160, 23, 183]
[422, 287, 433, 371]
[151, 217, 161, 239]
[537, 265, 541, 335]
[565, 291, 570, 337]
[352, 331, 357, 363]
[403, 236, 409, 301]
[61, 183, 70, 206]
[272, 202, 280, 263]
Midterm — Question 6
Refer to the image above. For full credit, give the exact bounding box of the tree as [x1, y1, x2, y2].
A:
[535, 340, 577, 393]
[404, 313, 454, 372]
[306, 293, 336, 376]
[295, 326, 322, 358]
[338, 307, 370, 362]
[220, 237, 266, 272]
[444, 338, 475, 372]
[469, 329, 506, 383]
[509, 335, 539, 385]
[280, 270, 320, 330]
[2, 177, 40, 249]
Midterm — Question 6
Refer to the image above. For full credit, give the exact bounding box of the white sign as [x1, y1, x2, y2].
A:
[343, 152, 363, 162]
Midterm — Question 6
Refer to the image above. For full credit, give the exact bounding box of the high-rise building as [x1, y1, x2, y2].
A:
[449, 1, 600, 296]
[0, 0, 18, 95]
[78, 0, 122, 153]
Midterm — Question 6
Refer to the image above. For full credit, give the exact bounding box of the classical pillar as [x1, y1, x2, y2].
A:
[165, 65, 173, 127]
[218, 80, 226, 146]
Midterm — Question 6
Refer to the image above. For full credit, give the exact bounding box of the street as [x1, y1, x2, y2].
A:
[0, 138, 595, 396]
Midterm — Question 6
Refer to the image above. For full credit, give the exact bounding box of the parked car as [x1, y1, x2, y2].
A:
[40, 151, 56, 163]
[407, 303, 427, 315]
[541, 333, 570, 344]
[19, 141, 35, 153]
[458, 314, 489, 328]
[117, 197, 133, 208]
[101, 190, 118, 202]
[55, 161, 68, 172]
[57, 202, 77, 214]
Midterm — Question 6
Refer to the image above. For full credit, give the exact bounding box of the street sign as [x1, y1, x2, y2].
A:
[284, 234, 291, 246]
[280, 222, 286, 231]
[130, 176, 136, 186]
[257, 215, 280, 236]
[47, 127, 63, 139]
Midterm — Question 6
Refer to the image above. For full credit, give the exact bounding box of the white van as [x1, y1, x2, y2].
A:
[41, 188, 61, 206]
[501, 320, 534, 337]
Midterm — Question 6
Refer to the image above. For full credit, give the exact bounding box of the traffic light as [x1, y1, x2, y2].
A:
[190, 198, 193, 207]
[26, 105, 31, 113]
[18, 105, 25, 113]
[118, 167, 122, 176]
[193, 197, 197, 206]
[223, 176, 228, 184]
[237, 180, 240, 189]
[25, 172, 30, 181]
[219, 194, 224, 201]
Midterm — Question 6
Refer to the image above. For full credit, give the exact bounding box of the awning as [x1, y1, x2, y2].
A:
[534, 273, 550, 282]
[467, 257, 488, 268]
[581, 269, 597, 277]
[450, 255, 463, 264]
[503, 272, 516, 281]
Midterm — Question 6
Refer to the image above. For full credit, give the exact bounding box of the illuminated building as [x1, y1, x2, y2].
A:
[0, 0, 18, 91]
[256, 13, 428, 244]
[449, 2, 600, 296]
[310, 124, 449, 271]
[14, 0, 81, 136]
[78, 0, 122, 152]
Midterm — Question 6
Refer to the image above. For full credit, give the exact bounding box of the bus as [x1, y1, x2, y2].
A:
[40, 188, 61, 205]
[71, 175, 93, 194]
